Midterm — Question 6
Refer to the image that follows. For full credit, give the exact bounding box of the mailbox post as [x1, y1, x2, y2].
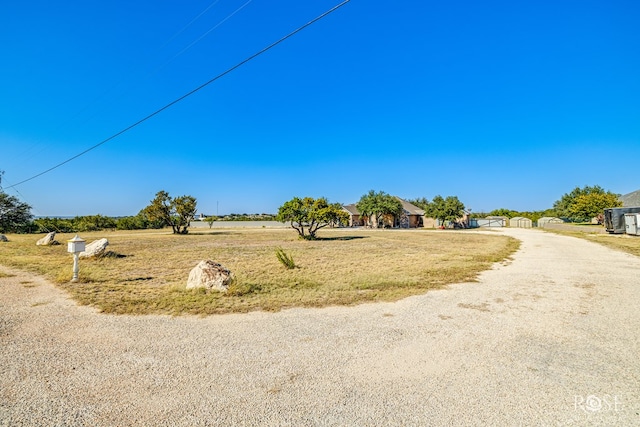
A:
[67, 234, 86, 283]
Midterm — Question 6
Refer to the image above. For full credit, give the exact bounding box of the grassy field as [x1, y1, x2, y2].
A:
[0, 227, 519, 315]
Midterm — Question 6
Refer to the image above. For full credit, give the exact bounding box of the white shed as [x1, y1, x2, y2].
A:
[509, 216, 532, 228]
[538, 217, 564, 228]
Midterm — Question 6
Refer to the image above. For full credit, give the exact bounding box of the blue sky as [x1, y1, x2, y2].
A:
[1, 0, 638, 216]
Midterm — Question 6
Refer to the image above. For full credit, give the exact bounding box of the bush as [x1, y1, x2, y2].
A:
[275, 247, 296, 269]
[33, 217, 75, 233]
[74, 215, 117, 232]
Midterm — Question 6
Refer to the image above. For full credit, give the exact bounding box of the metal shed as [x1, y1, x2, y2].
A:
[471, 217, 507, 227]
[625, 213, 640, 236]
[538, 217, 564, 228]
[604, 207, 640, 234]
[509, 216, 532, 228]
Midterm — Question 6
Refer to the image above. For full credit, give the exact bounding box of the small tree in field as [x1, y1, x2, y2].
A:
[142, 191, 197, 234]
[276, 196, 348, 240]
[204, 215, 217, 229]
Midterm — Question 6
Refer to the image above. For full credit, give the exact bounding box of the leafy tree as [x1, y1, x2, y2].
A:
[487, 208, 518, 218]
[204, 215, 217, 229]
[553, 185, 621, 222]
[0, 191, 33, 233]
[141, 191, 197, 234]
[408, 197, 430, 211]
[426, 195, 466, 228]
[276, 196, 348, 240]
[568, 192, 622, 223]
[356, 190, 403, 228]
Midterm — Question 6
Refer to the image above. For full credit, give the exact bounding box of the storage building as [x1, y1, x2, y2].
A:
[509, 216, 533, 228]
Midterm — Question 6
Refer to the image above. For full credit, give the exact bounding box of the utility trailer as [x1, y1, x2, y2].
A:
[604, 207, 640, 234]
[625, 213, 640, 236]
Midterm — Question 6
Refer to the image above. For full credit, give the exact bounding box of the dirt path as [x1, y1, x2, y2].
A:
[1, 228, 639, 426]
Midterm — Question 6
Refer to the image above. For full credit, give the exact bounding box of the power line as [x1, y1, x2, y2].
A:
[7, 0, 351, 190]
[163, 0, 253, 65]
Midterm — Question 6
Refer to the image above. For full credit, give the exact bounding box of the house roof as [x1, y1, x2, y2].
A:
[342, 204, 360, 215]
[342, 198, 425, 216]
[395, 197, 425, 215]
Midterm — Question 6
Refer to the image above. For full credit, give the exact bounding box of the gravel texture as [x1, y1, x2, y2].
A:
[1, 228, 639, 426]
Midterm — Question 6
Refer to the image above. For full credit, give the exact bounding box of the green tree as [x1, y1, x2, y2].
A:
[487, 208, 518, 218]
[141, 191, 197, 234]
[0, 191, 33, 233]
[408, 197, 430, 211]
[204, 215, 217, 229]
[568, 192, 622, 223]
[276, 196, 348, 240]
[553, 185, 621, 222]
[426, 195, 466, 228]
[356, 190, 403, 228]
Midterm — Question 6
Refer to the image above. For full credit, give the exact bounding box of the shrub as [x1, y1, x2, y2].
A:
[275, 247, 296, 269]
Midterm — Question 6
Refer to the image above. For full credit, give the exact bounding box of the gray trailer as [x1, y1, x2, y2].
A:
[604, 207, 640, 234]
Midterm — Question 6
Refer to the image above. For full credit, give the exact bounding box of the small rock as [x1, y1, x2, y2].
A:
[36, 232, 57, 246]
[80, 238, 109, 258]
[0, 234, 8, 242]
[186, 260, 234, 292]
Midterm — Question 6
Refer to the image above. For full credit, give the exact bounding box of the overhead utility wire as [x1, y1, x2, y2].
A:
[7, 0, 351, 190]
[166, 0, 254, 62]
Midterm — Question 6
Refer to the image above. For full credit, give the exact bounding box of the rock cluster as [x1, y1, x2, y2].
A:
[186, 260, 234, 292]
[80, 238, 109, 258]
[36, 232, 57, 246]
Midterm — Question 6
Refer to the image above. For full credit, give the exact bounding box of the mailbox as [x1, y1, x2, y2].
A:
[67, 234, 86, 254]
[67, 235, 86, 283]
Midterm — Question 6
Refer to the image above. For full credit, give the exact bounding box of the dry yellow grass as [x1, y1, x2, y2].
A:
[0, 227, 519, 315]
[543, 228, 640, 257]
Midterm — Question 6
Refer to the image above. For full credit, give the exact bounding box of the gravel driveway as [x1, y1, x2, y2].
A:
[1, 228, 639, 426]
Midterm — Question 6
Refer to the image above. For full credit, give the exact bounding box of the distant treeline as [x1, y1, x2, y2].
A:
[24, 213, 278, 234]
[29, 214, 164, 233]
[215, 213, 276, 221]
[471, 208, 558, 223]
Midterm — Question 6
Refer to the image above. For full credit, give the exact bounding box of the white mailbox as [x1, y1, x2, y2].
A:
[67, 234, 86, 253]
[67, 235, 86, 282]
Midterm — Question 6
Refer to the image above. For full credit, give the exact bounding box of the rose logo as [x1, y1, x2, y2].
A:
[585, 395, 602, 412]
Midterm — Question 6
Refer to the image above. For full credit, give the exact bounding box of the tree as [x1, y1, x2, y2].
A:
[276, 196, 349, 240]
[553, 185, 622, 222]
[356, 190, 403, 228]
[408, 197, 430, 211]
[426, 195, 466, 228]
[141, 191, 197, 234]
[487, 208, 518, 219]
[568, 192, 622, 223]
[0, 191, 33, 233]
[204, 215, 217, 229]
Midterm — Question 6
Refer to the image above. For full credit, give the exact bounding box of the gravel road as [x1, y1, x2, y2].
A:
[1, 228, 639, 426]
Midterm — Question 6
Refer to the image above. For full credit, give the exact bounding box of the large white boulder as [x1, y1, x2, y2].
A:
[36, 232, 57, 246]
[186, 260, 234, 292]
[80, 238, 109, 258]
